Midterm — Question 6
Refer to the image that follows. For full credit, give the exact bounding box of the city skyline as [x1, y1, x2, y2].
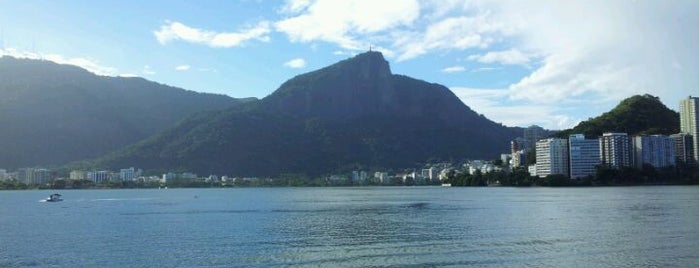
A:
[1, 1, 698, 129]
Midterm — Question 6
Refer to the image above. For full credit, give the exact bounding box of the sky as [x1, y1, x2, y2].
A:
[0, 0, 697, 130]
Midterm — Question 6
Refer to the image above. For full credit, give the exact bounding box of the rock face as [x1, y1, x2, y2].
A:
[96, 52, 520, 176]
[0, 56, 248, 168]
[262, 51, 477, 125]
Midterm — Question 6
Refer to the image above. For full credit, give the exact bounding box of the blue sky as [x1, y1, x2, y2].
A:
[1, 0, 697, 130]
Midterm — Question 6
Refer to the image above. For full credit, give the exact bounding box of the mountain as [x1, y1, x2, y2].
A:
[0, 56, 252, 169]
[555, 94, 679, 138]
[94, 52, 520, 176]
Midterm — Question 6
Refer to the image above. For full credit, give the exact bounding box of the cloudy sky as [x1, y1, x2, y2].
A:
[1, 0, 697, 130]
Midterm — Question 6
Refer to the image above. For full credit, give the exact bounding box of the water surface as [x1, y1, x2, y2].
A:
[1, 186, 698, 267]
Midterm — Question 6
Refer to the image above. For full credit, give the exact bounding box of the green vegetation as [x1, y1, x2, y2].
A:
[555, 94, 679, 138]
[443, 164, 699, 187]
[88, 51, 519, 177]
[0, 56, 250, 169]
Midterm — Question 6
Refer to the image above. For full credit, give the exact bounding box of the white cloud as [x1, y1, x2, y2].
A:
[284, 58, 306, 68]
[280, 0, 312, 14]
[154, 21, 271, 48]
[118, 73, 139, 78]
[451, 87, 581, 129]
[271, 1, 698, 120]
[394, 15, 505, 61]
[0, 47, 117, 76]
[468, 49, 530, 66]
[442, 66, 465, 73]
[483, 1, 699, 108]
[142, 65, 155, 75]
[472, 67, 499, 72]
[175, 64, 191, 71]
[332, 50, 352, 56]
[275, 0, 420, 50]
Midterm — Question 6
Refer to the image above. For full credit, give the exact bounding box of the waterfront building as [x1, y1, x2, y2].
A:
[568, 134, 600, 179]
[181, 172, 197, 179]
[352, 170, 367, 184]
[671, 133, 694, 164]
[680, 96, 699, 162]
[88, 170, 111, 184]
[162, 172, 177, 183]
[439, 169, 452, 182]
[18, 168, 52, 185]
[374, 172, 390, 184]
[528, 164, 537, 177]
[119, 167, 136, 181]
[501, 154, 511, 165]
[511, 150, 526, 168]
[600, 133, 632, 168]
[70, 170, 87, 181]
[535, 138, 569, 177]
[632, 135, 676, 168]
[425, 167, 439, 182]
[510, 139, 528, 168]
[0, 169, 6, 181]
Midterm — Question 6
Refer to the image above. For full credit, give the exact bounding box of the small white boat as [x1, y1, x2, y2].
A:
[441, 183, 452, 187]
[45, 193, 63, 202]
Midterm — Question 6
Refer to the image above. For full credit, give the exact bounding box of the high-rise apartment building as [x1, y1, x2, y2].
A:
[18, 168, 52, 185]
[536, 138, 569, 177]
[510, 139, 527, 167]
[632, 135, 675, 168]
[671, 133, 694, 164]
[600, 133, 632, 168]
[680, 96, 698, 163]
[569, 134, 600, 179]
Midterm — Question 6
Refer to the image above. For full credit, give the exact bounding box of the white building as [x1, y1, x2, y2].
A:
[421, 167, 439, 182]
[88, 170, 111, 184]
[511, 150, 526, 168]
[528, 164, 537, 177]
[70, 170, 87, 181]
[162, 172, 177, 183]
[569, 134, 600, 179]
[680, 96, 698, 163]
[18, 168, 52, 185]
[536, 138, 569, 177]
[439, 169, 452, 182]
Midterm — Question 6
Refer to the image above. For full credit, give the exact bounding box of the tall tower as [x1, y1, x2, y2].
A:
[569, 134, 600, 179]
[599, 133, 631, 168]
[535, 138, 569, 177]
[679, 96, 698, 163]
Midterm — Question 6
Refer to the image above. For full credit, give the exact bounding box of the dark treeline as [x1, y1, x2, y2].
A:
[443, 163, 699, 187]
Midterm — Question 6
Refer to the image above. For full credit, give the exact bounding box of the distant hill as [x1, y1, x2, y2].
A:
[0, 56, 252, 169]
[555, 94, 679, 138]
[95, 52, 520, 176]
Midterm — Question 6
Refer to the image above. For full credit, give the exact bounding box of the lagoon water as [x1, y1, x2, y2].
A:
[1, 186, 698, 267]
